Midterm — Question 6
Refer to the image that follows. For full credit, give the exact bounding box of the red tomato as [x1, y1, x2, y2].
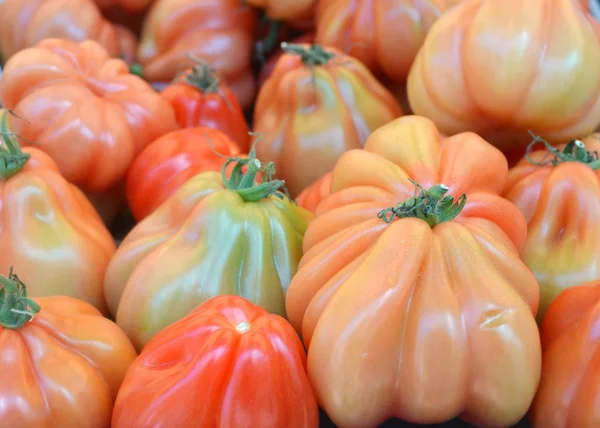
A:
[126, 127, 242, 221]
[296, 171, 331, 213]
[161, 59, 251, 151]
[112, 295, 319, 428]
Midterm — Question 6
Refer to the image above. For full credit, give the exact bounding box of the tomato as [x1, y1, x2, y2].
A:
[285, 115, 541, 427]
[407, 0, 600, 150]
[315, 0, 463, 83]
[138, 0, 257, 109]
[254, 43, 403, 197]
[530, 279, 600, 428]
[0, 269, 137, 428]
[106, 148, 312, 351]
[0, 110, 116, 314]
[503, 134, 600, 322]
[296, 172, 332, 213]
[0, 0, 138, 63]
[161, 59, 251, 151]
[126, 128, 242, 222]
[247, 0, 316, 21]
[93, 0, 153, 12]
[0, 39, 177, 194]
[112, 295, 318, 428]
[258, 33, 316, 86]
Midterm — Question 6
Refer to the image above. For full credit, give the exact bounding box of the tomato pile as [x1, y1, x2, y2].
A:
[1, 1, 600, 427]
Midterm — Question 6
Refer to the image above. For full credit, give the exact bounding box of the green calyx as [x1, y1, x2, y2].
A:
[129, 63, 143, 78]
[0, 267, 40, 330]
[0, 110, 30, 181]
[181, 53, 221, 94]
[526, 131, 600, 169]
[378, 179, 467, 228]
[210, 132, 291, 202]
[281, 43, 335, 67]
[255, 11, 283, 64]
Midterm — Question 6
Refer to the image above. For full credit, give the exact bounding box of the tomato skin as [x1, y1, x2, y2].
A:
[254, 43, 403, 198]
[296, 172, 332, 213]
[503, 135, 600, 322]
[138, 0, 257, 109]
[529, 280, 600, 428]
[285, 115, 541, 427]
[407, 0, 600, 150]
[107, 169, 312, 351]
[161, 68, 251, 151]
[0, 0, 138, 63]
[126, 128, 242, 222]
[316, 0, 462, 83]
[112, 295, 318, 428]
[93, 0, 153, 12]
[0, 39, 177, 194]
[0, 295, 137, 428]
[258, 33, 316, 86]
[247, 0, 316, 20]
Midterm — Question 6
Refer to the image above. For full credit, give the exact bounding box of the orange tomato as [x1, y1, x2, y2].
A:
[530, 279, 600, 428]
[0, 0, 138, 63]
[286, 115, 541, 427]
[315, 0, 463, 83]
[0, 269, 137, 428]
[161, 59, 251, 151]
[0, 39, 177, 194]
[126, 128, 242, 221]
[247, 0, 316, 20]
[112, 295, 318, 428]
[254, 43, 403, 197]
[138, 0, 257, 109]
[407, 0, 600, 150]
[296, 172, 332, 213]
[258, 33, 316, 86]
[0, 110, 116, 314]
[503, 134, 600, 322]
[106, 149, 312, 351]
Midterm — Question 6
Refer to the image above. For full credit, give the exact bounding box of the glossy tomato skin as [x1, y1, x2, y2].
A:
[126, 128, 242, 222]
[316, 0, 463, 82]
[0, 0, 137, 63]
[407, 0, 600, 150]
[503, 135, 600, 322]
[161, 70, 251, 151]
[254, 43, 403, 198]
[138, 0, 257, 109]
[0, 140, 116, 314]
[296, 172, 332, 213]
[286, 116, 541, 427]
[106, 171, 313, 351]
[530, 280, 600, 428]
[0, 39, 177, 194]
[112, 295, 318, 428]
[0, 295, 137, 428]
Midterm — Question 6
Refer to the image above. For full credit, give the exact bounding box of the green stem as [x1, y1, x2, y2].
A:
[0, 267, 40, 329]
[206, 132, 291, 202]
[525, 131, 600, 169]
[129, 63, 143, 78]
[181, 53, 221, 93]
[281, 43, 335, 67]
[378, 179, 466, 228]
[0, 110, 30, 181]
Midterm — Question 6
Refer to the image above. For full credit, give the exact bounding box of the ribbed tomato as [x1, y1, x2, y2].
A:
[112, 295, 318, 428]
[296, 172, 332, 213]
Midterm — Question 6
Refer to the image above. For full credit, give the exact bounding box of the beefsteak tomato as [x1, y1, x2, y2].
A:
[315, 0, 463, 83]
[0, 269, 137, 428]
[0, 111, 116, 314]
[0, 0, 138, 63]
[106, 147, 312, 351]
[161, 58, 250, 151]
[296, 172, 332, 213]
[138, 0, 257, 109]
[530, 279, 600, 428]
[285, 115, 541, 427]
[247, 0, 316, 21]
[503, 134, 600, 322]
[112, 295, 318, 428]
[126, 127, 242, 221]
[0, 39, 177, 194]
[93, 0, 153, 12]
[254, 43, 403, 197]
[407, 0, 600, 150]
